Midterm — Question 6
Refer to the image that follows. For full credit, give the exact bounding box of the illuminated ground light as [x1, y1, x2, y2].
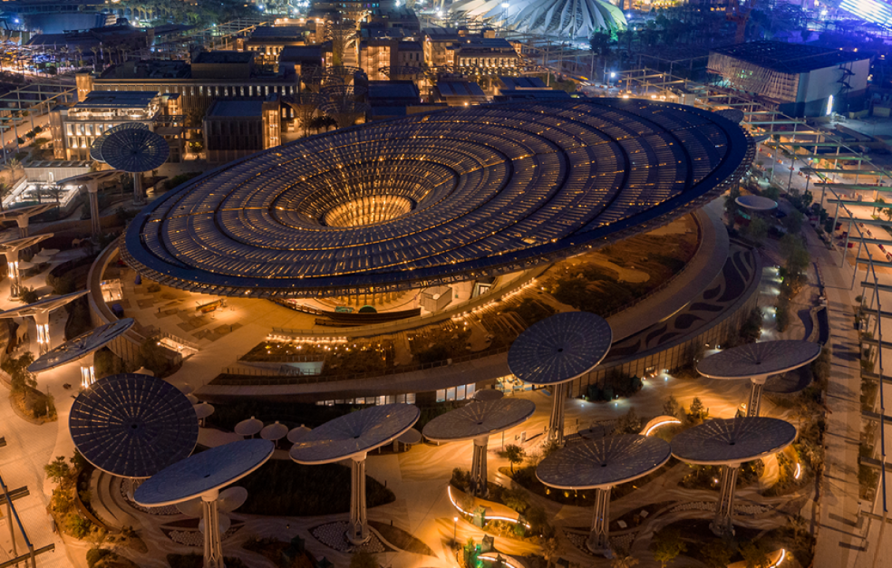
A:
[479, 554, 522, 568]
[447, 485, 530, 528]
[643, 418, 682, 436]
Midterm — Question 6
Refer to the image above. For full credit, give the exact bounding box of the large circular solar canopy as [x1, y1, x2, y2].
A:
[423, 398, 536, 442]
[90, 123, 150, 163]
[123, 100, 752, 298]
[537, 434, 671, 490]
[101, 128, 169, 173]
[290, 403, 420, 464]
[508, 312, 612, 385]
[134, 439, 274, 506]
[671, 417, 797, 465]
[28, 318, 135, 373]
[698, 340, 822, 380]
[69, 374, 199, 478]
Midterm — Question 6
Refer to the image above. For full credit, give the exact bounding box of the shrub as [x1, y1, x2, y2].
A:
[19, 287, 39, 304]
[64, 514, 91, 539]
[86, 548, 112, 568]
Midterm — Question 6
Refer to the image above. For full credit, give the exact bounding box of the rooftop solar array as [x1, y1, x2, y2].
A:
[135, 439, 275, 506]
[537, 434, 672, 489]
[508, 312, 612, 385]
[28, 318, 135, 373]
[698, 340, 822, 380]
[290, 403, 420, 464]
[422, 398, 536, 442]
[124, 99, 752, 298]
[100, 128, 170, 173]
[670, 417, 797, 465]
[69, 374, 199, 478]
[90, 122, 150, 163]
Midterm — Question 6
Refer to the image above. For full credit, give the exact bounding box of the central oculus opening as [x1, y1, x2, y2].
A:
[323, 195, 414, 227]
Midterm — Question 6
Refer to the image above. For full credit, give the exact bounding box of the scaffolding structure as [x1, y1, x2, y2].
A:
[620, 67, 890, 564]
[708, 51, 799, 101]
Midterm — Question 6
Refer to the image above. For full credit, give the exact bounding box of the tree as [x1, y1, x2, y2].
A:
[688, 397, 707, 421]
[349, 550, 378, 568]
[4, 158, 22, 182]
[1, 351, 36, 393]
[19, 287, 39, 304]
[47, 184, 64, 207]
[746, 217, 768, 243]
[611, 552, 639, 568]
[701, 539, 733, 568]
[504, 444, 524, 473]
[614, 407, 642, 434]
[650, 527, 687, 567]
[875, 197, 886, 216]
[0, 181, 11, 211]
[663, 395, 682, 419]
[740, 541, 771, 568]
[540, 536, 560, 568]
[44, 456, 70, 486]
[501, 487, 528, 513]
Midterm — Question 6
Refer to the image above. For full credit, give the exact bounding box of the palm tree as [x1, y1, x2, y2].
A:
[90, 46, 100, 72]
[5, 158, 22, 183]
[0, 182, 11, 211]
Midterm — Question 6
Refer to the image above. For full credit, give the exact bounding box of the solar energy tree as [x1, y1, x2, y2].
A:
[508, 312, 613, 446]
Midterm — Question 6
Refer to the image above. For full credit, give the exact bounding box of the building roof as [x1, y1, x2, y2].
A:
[100, 60, 190, 79]
[250, 25, 308, 39]
[75, 91, 159, 109]
[207, 100, 264, 118]
[496, 89, 571, 101]
[123, 100, 753, 298]
[710, 41, 870, 74]
[500, 76, 548, 89]
[279, 45, 323, 61]
[436, 80, 485, 98]
[192, 51, 255, 65]
[368, 80, 420, 101]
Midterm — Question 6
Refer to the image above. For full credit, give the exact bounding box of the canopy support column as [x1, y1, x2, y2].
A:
[34, 311, 50, 354]
[201, 490, 224, 568]
[87, 181, 100, 236]
[348, 453, 369, 545]
[133, 173, 143, 204]
[746, 379, 766, 417]
[4, 250, 21, 297]
[586, 487, 611, 555]
[15, 217, 28, 238]
[80, 351, 96, 389]
[711, 464, 739, 537]
[471, 435, 489, 498]
[547, 382, 567, 447]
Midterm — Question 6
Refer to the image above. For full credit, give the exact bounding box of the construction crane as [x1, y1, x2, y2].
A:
[726, 0, 755, 44]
